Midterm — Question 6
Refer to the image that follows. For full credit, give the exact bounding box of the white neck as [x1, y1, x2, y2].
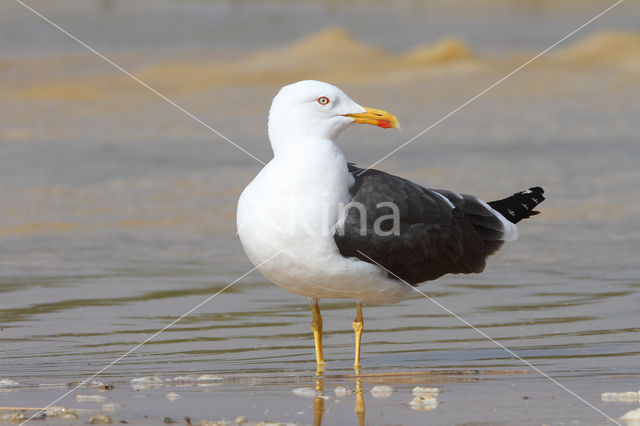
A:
[271, 137, 350, 197]
[262, 136, 352, 237]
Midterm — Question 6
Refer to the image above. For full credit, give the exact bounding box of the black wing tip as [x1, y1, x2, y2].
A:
[526, 186, 545, 197]
[489, 186, 546, 224]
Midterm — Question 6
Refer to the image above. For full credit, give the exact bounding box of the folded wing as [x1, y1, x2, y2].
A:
[333, 164, 519, 285]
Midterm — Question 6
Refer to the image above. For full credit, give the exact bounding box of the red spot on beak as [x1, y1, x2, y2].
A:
[377, 120, 392, 129]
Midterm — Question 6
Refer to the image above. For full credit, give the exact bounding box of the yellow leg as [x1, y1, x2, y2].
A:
[353, 302, 364, 372]
[310, 298, 325, 374]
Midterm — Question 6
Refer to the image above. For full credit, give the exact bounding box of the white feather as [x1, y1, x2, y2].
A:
[237, 81, 413, 303]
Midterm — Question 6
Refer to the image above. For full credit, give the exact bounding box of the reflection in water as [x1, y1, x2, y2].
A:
[354, 375, 365, 426]
[313, 373, 324, 426]
[307, 369, 530, 424]
[313, 373, 366, 426]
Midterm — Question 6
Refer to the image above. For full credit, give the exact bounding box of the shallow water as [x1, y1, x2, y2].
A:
[1, 1, 640, 425]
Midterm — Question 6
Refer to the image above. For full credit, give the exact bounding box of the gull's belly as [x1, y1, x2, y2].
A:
[237, 188, 413, 303]
[236, 156, 414, 303]
[237, 183, 347, 292]
[240, 225, 412, 302]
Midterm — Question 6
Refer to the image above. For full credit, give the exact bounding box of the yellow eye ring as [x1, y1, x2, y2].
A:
[317, 96, 330, 105]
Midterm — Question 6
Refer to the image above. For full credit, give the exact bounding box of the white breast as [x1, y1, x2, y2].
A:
[236, 140, 413, 303]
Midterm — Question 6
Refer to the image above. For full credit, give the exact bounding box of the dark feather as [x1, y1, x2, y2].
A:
[488, 187, 545, 224]
[333, 164, 544, 285]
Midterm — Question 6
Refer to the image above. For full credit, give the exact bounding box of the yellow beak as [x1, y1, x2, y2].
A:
[344, 106, 400, 129]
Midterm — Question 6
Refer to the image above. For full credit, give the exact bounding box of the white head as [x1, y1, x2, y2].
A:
[268, 80, 399, 157]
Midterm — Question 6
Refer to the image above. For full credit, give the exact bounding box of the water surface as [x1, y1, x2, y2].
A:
[1, 1, 640, 424]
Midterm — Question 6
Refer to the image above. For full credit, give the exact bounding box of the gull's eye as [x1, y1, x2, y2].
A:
[317, 96, 330, 106]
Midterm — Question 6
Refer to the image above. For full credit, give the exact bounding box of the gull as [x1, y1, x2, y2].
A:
[237, 80, 544, 373]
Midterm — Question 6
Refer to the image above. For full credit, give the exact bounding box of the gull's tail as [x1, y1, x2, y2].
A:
[488, 187, 545, 224]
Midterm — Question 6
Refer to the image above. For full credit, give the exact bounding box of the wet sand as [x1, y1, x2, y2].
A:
[2, 0, 640, 425]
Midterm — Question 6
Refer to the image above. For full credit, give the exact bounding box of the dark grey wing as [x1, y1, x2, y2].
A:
[333, 164, 512, 285]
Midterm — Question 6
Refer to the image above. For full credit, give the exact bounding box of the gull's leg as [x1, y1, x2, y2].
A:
[352, 301, 364, 372]
[310, 298, 325, 374]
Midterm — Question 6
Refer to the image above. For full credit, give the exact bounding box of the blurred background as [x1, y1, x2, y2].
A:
[1, 0, 639, 424]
